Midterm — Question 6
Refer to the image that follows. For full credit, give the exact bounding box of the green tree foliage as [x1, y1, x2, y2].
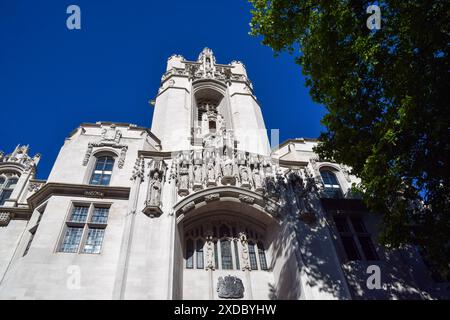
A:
[250, 0, 449, 276]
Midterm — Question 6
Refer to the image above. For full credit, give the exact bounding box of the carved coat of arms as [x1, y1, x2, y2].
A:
[217, 275, 244, 299]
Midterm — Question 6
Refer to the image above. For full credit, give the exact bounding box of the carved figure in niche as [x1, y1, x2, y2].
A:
[179, 165, 189, 190]
[265, 176, 279, 200]
[148, 172, 162, 206]
[205, 235, 214, 270]
[240, 167, 249, 182]
[222, 157, 233, 176]
[193, 165, 203, 184]
[252, 168, 263, 190]
[207, 161, 216, 181]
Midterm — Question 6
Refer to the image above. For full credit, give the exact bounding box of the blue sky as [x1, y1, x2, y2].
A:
[0, 1, 326, 179]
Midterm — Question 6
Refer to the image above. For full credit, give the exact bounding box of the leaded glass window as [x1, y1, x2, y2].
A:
[0, 176, 18, 206]
[221, 239, 233, 270]
[196, 239, 204, 269]
[91, 207, 109, 224]
[258, 242, 268, 270]
[69, 205, 89, 223]
[83, 228, 105, 254]
[186, 239, 194, 269]
[60, 227, 83, 253]
[234, 240, 240, 270]
[90, 156, 115, 186]
[248, 242, 258, 270]
[58, 203, 110, 254]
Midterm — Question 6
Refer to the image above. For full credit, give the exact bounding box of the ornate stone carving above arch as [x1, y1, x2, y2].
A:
[173, 186, 281, 225]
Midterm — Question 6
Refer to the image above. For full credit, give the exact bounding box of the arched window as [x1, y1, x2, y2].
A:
[320, 170, 342, 198]
[248, 241, 258, 270]
[196, 239, 204, 269]
[0, 176, 18, 206]
[186, 239, 194, 269]
[90, 156, 115, 186]
[258, 242, 268, 270]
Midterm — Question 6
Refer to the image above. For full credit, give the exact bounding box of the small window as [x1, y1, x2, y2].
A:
[60, 227, 84, 253]
[248, 242, 258, 270]
[234, 241, 240, 270]
[333, 215, 378, 262]
[90, 156, 115, 186]
[91, 207, 109, 224]
[196, 239, 204, 269]
[83, 228, 105, 254]
[0, 176, 18, 206]
[320, 170, 342, 198]
[69, 205, 89, 223]
[186, 239, 194, 269]
[258, 242, 268, 270]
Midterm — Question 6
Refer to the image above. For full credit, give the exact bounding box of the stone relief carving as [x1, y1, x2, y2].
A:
[205, 193, 220, 202]
[217, 275, 244, 299]
[131, 156, 145, 181]
[82, 125, 128, 168]
[181, 201, 195, 213]
[28, 181, 44, 193]
[0, 212, 11, 227]
[168, 146, 324, 224]
[238, 195, 255, 204]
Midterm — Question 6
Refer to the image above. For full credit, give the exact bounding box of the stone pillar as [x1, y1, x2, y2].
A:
[112, 156, 144, 300]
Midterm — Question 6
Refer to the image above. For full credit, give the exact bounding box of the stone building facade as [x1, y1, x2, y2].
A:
[0, 49, 448, 300]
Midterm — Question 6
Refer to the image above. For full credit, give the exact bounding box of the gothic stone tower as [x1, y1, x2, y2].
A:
[0, 49, 443, 300]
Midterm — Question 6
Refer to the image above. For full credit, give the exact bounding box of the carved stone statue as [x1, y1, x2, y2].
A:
[205, 235, 214, 270]
[252, 168, 263, 191]
[193, 165, 203, 183]
[178, 165, 190, 196]
[148, 172, 162, 206]
[222, 157, 233, 176]
[207, 161, 215, 181]
[240, 166, 251, 188]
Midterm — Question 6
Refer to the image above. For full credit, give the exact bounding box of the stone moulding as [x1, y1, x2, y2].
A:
[27, 183, 131, 211]
[173, 186, 281, 221]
